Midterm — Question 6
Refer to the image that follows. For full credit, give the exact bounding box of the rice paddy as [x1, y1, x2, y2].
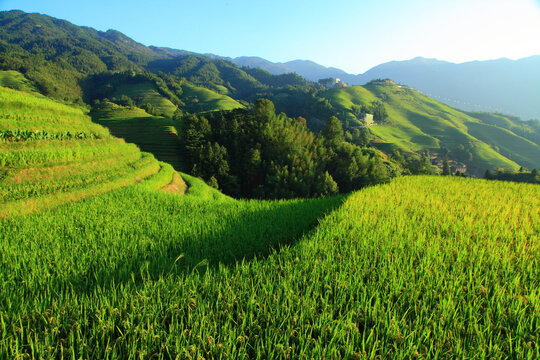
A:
[0, 86, 538, 359]
[0, 87, 178, 217]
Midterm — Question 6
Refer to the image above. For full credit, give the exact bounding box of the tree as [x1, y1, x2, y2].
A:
[253, 99, 275, 123]
[297, 116, 307, 127]
[315, 171, 338, 197]
[414, 152, 436, 175]
[351, 128, 370, 147]
[442, 159, 451, 175]
[207, 176, 219, 189]
[181, 114, 211, 167]
[350, 105, 363, 117]
[318, 78, 335, 88]
[371, 100, 388, 123]
[142, 103, 158, 116]
[322, 116, 344, 146]
[172, 108, 183, 120]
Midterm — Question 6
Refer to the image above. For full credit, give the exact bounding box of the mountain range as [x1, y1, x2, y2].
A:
[1, 9, 539, 175]
[217, 56, 540, 121]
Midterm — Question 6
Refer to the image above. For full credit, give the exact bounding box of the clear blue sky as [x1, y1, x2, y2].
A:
[1, 0, 540, 73]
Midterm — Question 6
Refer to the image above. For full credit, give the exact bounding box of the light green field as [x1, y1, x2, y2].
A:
[181, 83, 244, 113]
[0, 175, 537, 358]
[0, 70, 40, 93]
[323, 84, 538, 174]
[1, 85, 538, 359]
[0, 87, 188, 217]
[112, 81, 178, 117]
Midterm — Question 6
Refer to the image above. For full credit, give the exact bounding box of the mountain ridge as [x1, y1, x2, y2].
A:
[1, 10, 539, 174]
[221, 55, 540, 120]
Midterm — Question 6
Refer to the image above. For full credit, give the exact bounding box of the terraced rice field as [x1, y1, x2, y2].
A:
[0, 86, 538, 359]
[0, 87, 182, 217]
[91, 105, 183, 171]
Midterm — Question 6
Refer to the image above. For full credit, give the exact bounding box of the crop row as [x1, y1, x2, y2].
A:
[0, 152, 151, 202]
[0, 129, 102, 142]
[0, 138, 139, 168]
[0, 156, 161, 218]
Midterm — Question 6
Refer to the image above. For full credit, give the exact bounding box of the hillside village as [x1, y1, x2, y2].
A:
[429, 152, 468, 174]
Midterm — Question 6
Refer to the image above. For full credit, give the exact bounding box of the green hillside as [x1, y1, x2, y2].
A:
[111, 81, 178, 117]
[91, 102, 184, 170]
[0, 87, 195, 217]
[0, 11, 312, 107]
[0, 70, 39, 93]
[467, 111, 540, 162]
[323, 84, 540, 174]
[181, 83, 245, 113]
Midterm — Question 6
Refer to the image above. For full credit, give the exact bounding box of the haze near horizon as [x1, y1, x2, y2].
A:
[1, 0, 540, 73]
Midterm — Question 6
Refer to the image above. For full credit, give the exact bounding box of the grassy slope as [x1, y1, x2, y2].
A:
[0, 176, 537, 358]
[91, 103, 184, 171]
[466, 112, 540, 147]
[0, 87, 196, 216]
[110, 80, 243, 116]
[181, 83, 244, 113]
[111, 81, 178, 117]
[0, 70, 40, 93]
[323, 84, 540, 173]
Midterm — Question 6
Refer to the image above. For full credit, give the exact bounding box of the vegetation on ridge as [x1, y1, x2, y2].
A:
[180, 99, 396, 198]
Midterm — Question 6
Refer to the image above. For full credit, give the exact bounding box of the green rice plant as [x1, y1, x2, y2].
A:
[0, 129, 101, 142]
[0, 152, 149, 202]
[0, 139, 139, 168]
[0, 87, 111, 138]
[135, 162, 177, 192]
[0, 176, 536, 359]
[0, 155, 160, 218]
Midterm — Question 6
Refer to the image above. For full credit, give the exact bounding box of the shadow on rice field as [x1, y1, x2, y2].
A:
[1, 188, 348, 302]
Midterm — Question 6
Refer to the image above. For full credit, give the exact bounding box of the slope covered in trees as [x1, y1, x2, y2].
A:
[0, 10, 310, 114]
[180, 99, 396, 198]
[322, 83, 540, 174]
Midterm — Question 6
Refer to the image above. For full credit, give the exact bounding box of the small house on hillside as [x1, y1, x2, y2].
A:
[334, 78, 348, 88]
[319, 78, 348, 89]
[358, 113, 374, 125]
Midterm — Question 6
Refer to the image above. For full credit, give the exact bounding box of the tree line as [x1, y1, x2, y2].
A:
[180, 99, 397, 199]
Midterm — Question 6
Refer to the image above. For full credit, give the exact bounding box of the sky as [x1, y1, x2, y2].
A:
[1, 0, 540, 74]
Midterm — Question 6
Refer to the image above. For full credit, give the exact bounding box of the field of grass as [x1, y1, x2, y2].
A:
[112, 81, 178, 117]
[323, 84, 537, 174]
[0, 87, 186, 217]
[181, 83, 244, 113]
[91, 103, 184, 171]
[0, 70, 40, 93]
[0, 174, 538, 359]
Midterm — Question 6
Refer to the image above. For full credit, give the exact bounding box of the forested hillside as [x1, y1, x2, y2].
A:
[321, 82, 540, 174]
[1, 9, 538, 184]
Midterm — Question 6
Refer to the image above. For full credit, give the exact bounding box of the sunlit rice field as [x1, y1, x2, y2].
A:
[0, 176, 538, 359]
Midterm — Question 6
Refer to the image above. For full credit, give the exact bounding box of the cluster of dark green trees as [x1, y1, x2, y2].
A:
[484, 168, 540, 184]
[180, 99, 396, 199]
